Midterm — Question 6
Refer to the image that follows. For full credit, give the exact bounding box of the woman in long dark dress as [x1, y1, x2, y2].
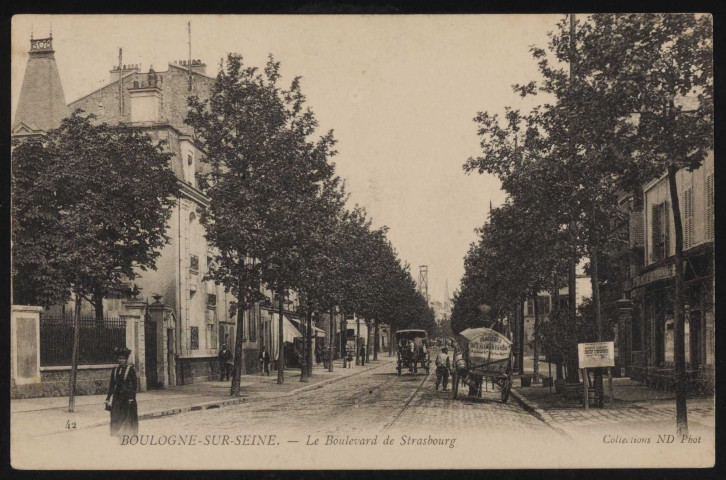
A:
[104, 347, 139, 437]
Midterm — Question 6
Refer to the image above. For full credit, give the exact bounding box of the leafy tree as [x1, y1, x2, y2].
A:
[187, 53, 337, 387]
[580, 13, 712, 435]
[12, 110, 179, 410]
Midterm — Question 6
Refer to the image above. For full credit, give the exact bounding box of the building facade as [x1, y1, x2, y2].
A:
[622, 152, 714, 384]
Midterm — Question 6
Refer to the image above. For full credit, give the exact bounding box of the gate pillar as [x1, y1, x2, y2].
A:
[121, 300, 148, 392]
[148, 298, 175, 388]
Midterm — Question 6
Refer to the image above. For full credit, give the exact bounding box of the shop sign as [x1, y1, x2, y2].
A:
[578, 341, 615, 368]
[625, 263, 675, 290]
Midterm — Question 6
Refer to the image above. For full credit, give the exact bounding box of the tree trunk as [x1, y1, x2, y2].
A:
[341, 313, 347, 368]
[366, 322, 371, 363]
[552, 270, 564, 380]
[306, 305, 313, 378]
[518, 300, 525, 375]
[328, 306, 334, 372]
[277, 291, 285, 384]
[356, 316, 360, 365]
[230, 307, 245, 396]
[590, 244, 605, 407]
[374, 320, 379, 360]
[68, 293, 82, 412]
[591, 246, 603, 341]
[93, 290, 104, 325]
[566, 14, 581, 386]
[668, 165, 688, 436]
[389, 328, 393, 357]
[532, 292, 540, 382]
[230, 278, 246, 396]
[300, 303, 308, 383]
[567, 246, 580, 384]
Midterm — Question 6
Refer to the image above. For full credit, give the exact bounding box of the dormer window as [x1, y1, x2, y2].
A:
[188, 154, 193, 166]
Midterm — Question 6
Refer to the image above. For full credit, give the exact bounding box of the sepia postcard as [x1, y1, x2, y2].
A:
[10, 13, 715, 470]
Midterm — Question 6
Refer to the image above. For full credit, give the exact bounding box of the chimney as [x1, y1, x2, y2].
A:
[174, 59, 207, 75]
[128, 67, 162, 123]
[110, 64, 140, 83]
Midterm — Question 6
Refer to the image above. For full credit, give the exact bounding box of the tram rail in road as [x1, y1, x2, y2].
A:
[381, 368, 431, 433]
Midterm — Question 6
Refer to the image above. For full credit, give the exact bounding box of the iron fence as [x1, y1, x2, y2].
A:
[40, 314, 126, 366]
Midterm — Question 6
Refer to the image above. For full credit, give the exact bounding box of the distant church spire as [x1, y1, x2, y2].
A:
[13, 33, 68, 133]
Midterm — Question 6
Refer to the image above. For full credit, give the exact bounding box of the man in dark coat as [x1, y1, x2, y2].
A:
[258, 346, 271, 376]
[359, 342, 366, 366]
[218, 344, 233, 381]
[105, 347, 138, 437]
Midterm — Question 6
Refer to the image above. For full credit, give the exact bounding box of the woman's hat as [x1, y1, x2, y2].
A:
[114, 346, 132, 358]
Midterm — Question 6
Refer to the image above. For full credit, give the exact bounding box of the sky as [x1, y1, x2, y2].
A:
[12, 14, 561, 305]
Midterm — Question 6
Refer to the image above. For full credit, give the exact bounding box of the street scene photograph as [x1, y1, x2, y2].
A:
[9, 13, 715, 469]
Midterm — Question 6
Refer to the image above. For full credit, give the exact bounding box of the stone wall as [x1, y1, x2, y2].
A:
[12, 366, 114, 399]
[242, 347, 260, 374]
[176, 356, 217, 384]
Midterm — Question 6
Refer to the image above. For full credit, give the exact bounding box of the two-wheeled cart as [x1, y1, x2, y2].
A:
[451, 327, 513, 403]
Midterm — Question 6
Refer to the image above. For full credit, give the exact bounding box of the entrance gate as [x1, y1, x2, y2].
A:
[144, 314, 158, 389]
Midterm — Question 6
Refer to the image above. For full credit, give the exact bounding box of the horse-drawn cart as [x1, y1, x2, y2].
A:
[451, 327, 513, 403]
[395, 329, 430, 375]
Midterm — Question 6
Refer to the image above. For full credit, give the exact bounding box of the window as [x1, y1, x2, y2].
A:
[207, 293, 217, 307]
[651, 202, 669, 262]
[190, 254, 199, 272]
[241, 310, 246, 341]
[188, 154, 193, 166]
[706, 173, 714, 241]
[190, 326, 199, 350]
[249, 307, 257, 342]
[206, 324, 214, 349]
[526, 299, 534, 316]
[536, 295, 551, 315]
[684, 187, 694, 250]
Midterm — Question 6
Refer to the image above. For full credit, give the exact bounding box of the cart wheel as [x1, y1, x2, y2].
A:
[501, 378, 511, 403]
[452, 372, 459, 399]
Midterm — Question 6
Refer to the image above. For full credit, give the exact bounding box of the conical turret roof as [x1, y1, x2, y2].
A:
[13, 36, 68, 133]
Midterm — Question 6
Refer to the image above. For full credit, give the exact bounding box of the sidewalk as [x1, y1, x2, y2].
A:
[509, 356, 715, 439]
[11, 355, 396, 439]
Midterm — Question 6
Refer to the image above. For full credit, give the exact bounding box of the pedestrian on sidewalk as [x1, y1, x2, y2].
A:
[435, 347, 451, 391]
[346, 349, 354, 368]
[105, 347, 138, 437]
[359, 343, 366, 366]
[218, 344, 232, 381]
[258, 346, 271, 376]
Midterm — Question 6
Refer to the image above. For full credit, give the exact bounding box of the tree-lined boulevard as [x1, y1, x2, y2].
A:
[10, 14, 714, 468]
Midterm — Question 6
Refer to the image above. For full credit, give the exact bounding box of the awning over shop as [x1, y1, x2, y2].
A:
[282, 316, 303, 343]
[287, 316, 326, 337]
[268, 313, 303, 360]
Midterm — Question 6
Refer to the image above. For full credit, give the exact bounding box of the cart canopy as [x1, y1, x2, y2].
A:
[457, 327, 512, 372]
[395, 329, 428, 340]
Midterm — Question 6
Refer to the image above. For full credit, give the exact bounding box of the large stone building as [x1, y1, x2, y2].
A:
[12, 35, 267, 390]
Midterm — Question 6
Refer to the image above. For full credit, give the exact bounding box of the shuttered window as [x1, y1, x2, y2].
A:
[651, 202, 669, 262]
[684, 187, 694, 250]
[630, 204, 645, 247]
[706, 173, 714, 241]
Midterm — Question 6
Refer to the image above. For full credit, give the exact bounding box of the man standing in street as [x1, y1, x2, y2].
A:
[435, 347, 451, 391]
[359, 342, 366, 366]
[258, 346, 271, 376]
[218, 344, 232, 381]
